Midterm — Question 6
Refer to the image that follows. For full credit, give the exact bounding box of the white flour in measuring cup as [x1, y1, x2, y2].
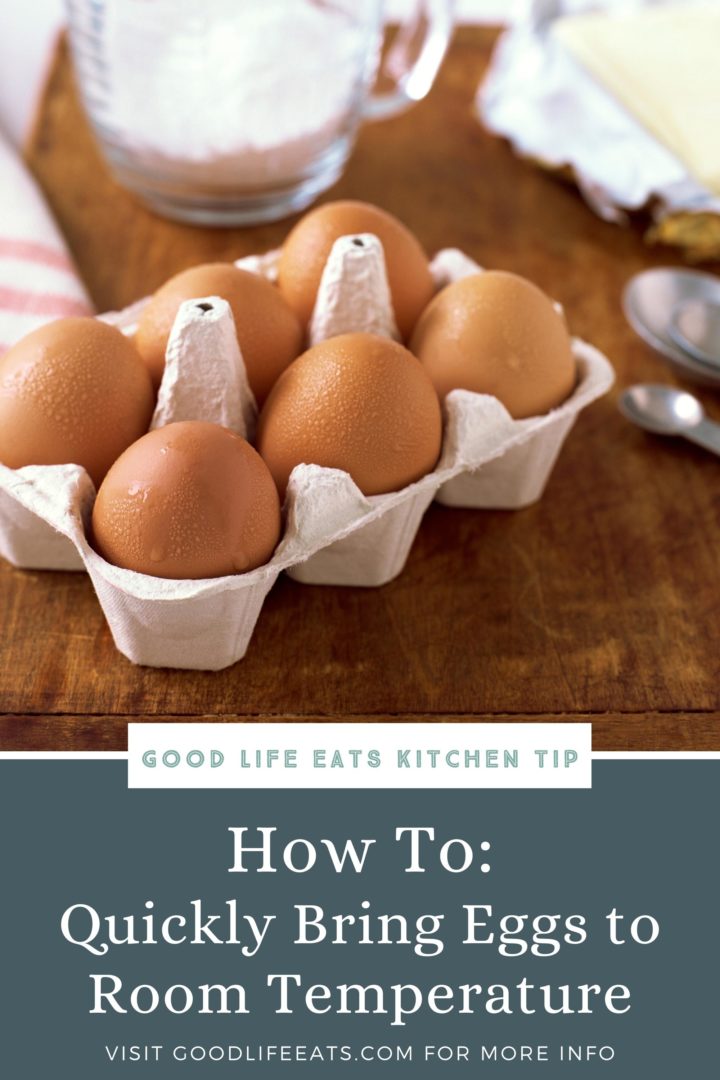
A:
[98, 0, 382, 188]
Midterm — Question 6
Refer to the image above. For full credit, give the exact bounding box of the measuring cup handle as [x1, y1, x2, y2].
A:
[362, 0, 455, 121]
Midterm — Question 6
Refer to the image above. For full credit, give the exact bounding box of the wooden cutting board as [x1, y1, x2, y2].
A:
[1, 28, 719, 750]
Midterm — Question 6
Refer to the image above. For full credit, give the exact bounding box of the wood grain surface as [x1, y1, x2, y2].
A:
[1, 28, 719, 750]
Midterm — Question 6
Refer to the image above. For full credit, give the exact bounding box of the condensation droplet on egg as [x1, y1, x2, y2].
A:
[127, 481, 148, 501]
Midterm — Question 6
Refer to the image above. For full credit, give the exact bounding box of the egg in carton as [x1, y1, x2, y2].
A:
[0, 236, 613, 669]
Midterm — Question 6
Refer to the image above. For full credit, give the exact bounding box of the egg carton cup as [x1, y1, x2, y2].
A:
[0, 237, 613, 669]
[286, 337, 611, 584]
[1, 452, 400, 671]
[434, 353, 599, 510]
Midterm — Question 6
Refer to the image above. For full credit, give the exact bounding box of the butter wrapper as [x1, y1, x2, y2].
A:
[479, 0, 720, 261]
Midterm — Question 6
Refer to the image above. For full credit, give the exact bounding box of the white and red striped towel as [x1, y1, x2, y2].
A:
[0, 130, 93, 354]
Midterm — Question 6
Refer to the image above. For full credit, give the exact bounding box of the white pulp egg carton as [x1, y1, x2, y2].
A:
[0, 238, 613, 670]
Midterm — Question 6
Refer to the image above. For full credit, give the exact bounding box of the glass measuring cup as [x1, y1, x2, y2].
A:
[66, 0, 455, 225]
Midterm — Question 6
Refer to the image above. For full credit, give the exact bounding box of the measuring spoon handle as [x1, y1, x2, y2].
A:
[684, 418, 720, 457]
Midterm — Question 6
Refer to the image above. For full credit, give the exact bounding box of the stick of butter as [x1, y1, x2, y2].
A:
[554, 2, 720, 196]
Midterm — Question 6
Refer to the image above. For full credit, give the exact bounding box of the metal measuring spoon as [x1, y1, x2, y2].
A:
[619, 384, 720, 456]
[669, 298, 720, 370]
[623, 268, 720, 387]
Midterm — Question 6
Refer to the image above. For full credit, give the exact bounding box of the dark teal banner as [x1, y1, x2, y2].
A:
[0, 761, 716, 1076]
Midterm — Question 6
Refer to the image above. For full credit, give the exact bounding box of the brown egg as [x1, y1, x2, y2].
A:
[410, 271, 577, 419]
[91, 421, 281, 579]
[277, 201, 435, 340]
[135, 263, 303, 402]
[0, 317, 154, 488]
[256, 332, 442, 498]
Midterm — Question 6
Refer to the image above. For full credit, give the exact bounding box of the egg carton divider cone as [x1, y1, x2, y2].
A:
[0, 239, 614, 669]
